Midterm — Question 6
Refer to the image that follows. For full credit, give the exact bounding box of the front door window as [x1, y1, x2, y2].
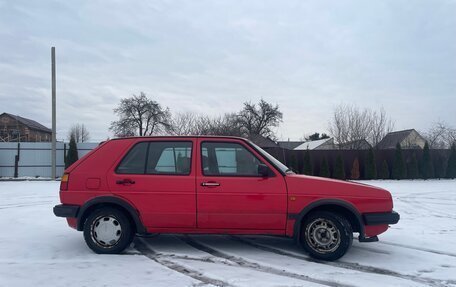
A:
[201, 142, 262, 176]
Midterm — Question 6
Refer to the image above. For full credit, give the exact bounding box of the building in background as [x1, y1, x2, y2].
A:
[277, 140, 305, 150]
[247, 134, 280, 149]
[376, 129, 426, 149]
[338, 139, 372, 150]
[294, 138, 336, 150]
[0, 113, 52, 142]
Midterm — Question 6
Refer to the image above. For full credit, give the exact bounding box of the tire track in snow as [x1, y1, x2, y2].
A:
[399, 196, 456, 220]
[134, 238, 235, 287]
[231, 236, 455, 287]
[0, 201, 53, 209]
[397, 190, 456, 220]
[351, 245, 390, 255]
[178, 235, 354, 287]
[378, 241, 456, 258]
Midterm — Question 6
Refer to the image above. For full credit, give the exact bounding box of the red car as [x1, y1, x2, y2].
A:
[54, 136, 399, 261]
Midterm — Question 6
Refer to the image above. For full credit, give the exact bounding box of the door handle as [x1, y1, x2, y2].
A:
[201, 181, 220, 187]
[116, 179, 135, 185]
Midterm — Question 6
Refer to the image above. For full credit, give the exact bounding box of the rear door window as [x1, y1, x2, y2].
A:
[147, 142, 192, 175]
[116, 141, 192, 175]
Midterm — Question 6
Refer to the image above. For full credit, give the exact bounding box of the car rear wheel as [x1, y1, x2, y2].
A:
[83, 207, 133, 254]
[300, 211, 353, 261]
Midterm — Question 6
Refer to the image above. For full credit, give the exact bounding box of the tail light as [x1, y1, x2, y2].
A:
[60, 173, 69, 191]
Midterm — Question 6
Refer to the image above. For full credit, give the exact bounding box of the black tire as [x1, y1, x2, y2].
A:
[300, 211, 353, 261]
[83, 207, 133, 254]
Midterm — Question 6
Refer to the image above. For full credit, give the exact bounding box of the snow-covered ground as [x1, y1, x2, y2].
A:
[0, 180, 455, 287]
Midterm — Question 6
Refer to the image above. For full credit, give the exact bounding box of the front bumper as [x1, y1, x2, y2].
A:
[363, 211, 400, 225]
[53, 204, 79, 218]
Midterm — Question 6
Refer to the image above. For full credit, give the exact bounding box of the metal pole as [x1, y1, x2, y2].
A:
[14, 143, 20, 178]
[51, 47, 56, 179]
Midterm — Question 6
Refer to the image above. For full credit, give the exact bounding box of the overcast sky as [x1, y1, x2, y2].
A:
[0, 0, 455, 141]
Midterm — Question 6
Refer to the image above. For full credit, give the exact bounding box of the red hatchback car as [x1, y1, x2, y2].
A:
[54, 136, 399, 261]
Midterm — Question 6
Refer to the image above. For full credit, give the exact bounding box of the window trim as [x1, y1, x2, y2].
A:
[115, 140, 193, 176]
[200, 140, 274, 178]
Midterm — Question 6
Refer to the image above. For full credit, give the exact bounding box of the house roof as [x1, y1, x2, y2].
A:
[277, 141, 304, 150]
[376, 129, 418, 149]
[294, 138, 333, 150]
[338, 139, 372, 149]
[247, 134, 279, 148]
[1, 113, 52, 133]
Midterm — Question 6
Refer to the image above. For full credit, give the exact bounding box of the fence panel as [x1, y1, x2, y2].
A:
[0, 142, 99, 178]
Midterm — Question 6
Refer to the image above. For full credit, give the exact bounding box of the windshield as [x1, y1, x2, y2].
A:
[248, 141, 293, 174]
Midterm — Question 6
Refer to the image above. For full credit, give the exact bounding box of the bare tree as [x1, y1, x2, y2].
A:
[110, 120, 135, 138]
[445, 128, 456, 147]
[68, 123, 90, 143]
[169, 100, 282, 138]
[171, 112, 243, 136]
[201, 113, 243, 136]
[369, 107, 395, 147]
[110, 92, 172, 137]
[423, 121, 456, 149]
[328, 104, 394, 149]
[238, 99, 283, 138]
[169, 112, 199, 136]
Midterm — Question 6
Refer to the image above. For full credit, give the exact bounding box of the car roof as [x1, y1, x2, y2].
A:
[109, 135, 249, 142]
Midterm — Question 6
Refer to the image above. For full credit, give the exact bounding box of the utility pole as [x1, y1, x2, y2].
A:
[51, 47, 56, 179]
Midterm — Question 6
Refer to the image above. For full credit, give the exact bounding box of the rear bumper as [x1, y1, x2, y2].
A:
[363, 211, 400, 226]
[53, 204, 79, 218]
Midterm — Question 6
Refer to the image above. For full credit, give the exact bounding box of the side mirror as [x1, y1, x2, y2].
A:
[258, 164, 270, 177]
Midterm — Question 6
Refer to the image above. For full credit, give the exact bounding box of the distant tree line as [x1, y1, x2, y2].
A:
[106, 92, 456, 180]
[271, 143, 456, 180]
[109, 92, 283, 139]
[327, 105, 456, 149]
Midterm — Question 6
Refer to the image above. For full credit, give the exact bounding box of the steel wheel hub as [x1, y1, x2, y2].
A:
[305, 218, 341, 254]
[91, 215, 122, 247]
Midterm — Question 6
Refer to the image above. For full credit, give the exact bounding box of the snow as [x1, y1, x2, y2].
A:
[1, 180, 455, 287]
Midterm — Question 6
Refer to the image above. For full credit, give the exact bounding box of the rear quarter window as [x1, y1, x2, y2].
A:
[116, 142, 148, 174]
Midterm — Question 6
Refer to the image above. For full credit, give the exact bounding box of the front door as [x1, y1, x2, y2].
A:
[196, 139, 287, 230]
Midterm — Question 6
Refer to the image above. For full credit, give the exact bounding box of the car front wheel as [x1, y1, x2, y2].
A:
[300, 211, 353, 261]
[83, 207, 133, 254]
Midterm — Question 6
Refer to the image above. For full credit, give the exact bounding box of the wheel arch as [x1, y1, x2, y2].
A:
[77, 196, 146, 234]
[292, 199, 364, 242]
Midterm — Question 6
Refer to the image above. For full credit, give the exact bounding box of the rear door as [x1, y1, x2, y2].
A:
[196, 139, 287, 230]
[107, 139, 196, 229]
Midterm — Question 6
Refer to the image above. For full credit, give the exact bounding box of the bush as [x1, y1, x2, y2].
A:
[350, 158, 360, 180]
[365, 148, 377, 179]
[334, 154, 345, 180]
[392, 143, 406, 179]
[380, 160, 390, 179]
[407, 152, 419, 179]
[302, 150, 313, 175]
[319, 157, 330, 178]
[420, 142, 434, 180]
[66, 136, 79, 168]
[446, 143, 456, 179]
[289, 153, 299, 173]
